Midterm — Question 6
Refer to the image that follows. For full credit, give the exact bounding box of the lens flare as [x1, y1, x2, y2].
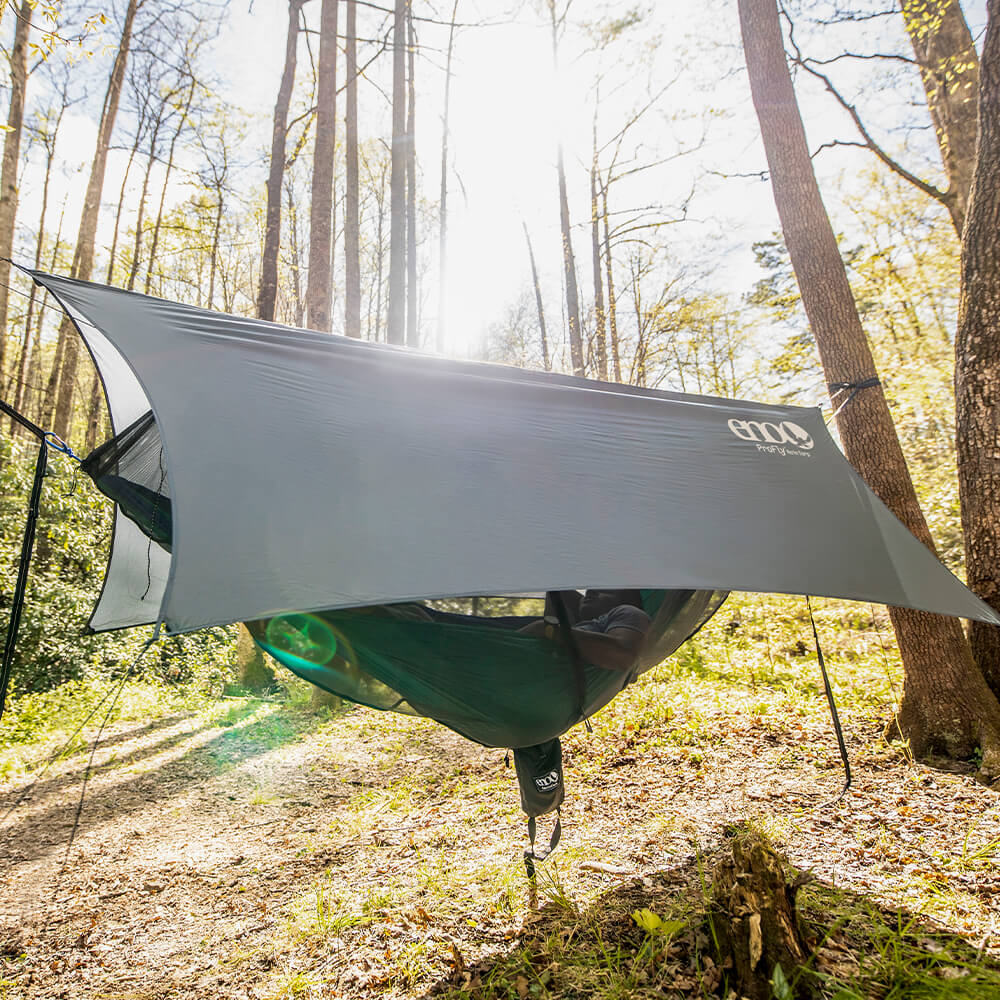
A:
[264, 613, 338, 665]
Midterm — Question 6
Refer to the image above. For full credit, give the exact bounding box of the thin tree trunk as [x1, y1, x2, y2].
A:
[126, 112, 164, 292]
[405, 0, 418, 348]
[436, 0, 459, 353]
[11, 97, 59, 435]
[386, 0, 407, 344]
[37, 204, 66, 427]
[901, 0, 980, 235]
[601, 182, 621, 382]
[523, 223, 550, 371]
[146, 76, 196, 295]
[0, 0, 32, 381]
[208, 193, 223, 311]
[306, 0, 338, 332]
[52, 0, 139, 442]
[258, 0, 305, 322]
[956, 0, 1000, 697]
[590, 136, 608, 380]
[740, 0, 1000, 769]
[107, 126, 143, 285]
[548, 1, 583, 375]
[344, 0, 361, 338]
[287, 181, 305, 327]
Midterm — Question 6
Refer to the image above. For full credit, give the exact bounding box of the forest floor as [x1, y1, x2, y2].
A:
[2, 602, 1000, 999]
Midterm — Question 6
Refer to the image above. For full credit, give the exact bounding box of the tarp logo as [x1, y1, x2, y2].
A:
[727, 418, 814, 456]
[534, 770, 560, 792]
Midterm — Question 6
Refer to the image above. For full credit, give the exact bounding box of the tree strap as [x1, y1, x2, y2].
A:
[827, 377, 881, 422]
[0, 399, 49, 720]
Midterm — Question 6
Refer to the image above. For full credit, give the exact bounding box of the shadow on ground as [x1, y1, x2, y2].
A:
[420, 833, 1000, 1000]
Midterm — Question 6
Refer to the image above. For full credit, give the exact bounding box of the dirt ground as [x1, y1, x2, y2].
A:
[2, 694, 999, 999]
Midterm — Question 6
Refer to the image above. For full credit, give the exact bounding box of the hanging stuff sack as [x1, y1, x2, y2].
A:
[513, 737, 564, 877]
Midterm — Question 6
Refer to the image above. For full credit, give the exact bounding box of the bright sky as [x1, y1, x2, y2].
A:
[17, 0, 988, 358]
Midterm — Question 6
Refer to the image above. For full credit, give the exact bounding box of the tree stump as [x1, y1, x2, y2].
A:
[708, 832, 812, 999]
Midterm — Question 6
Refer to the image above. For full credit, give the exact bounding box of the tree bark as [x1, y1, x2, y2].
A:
[405, 0, 418, 348]
[51, 0, 139, 443]
[548, 1, 583, 375]
[524, 223, 550, 371]
[0, 0, 32, 382]
[901, 0, 979, 235]
[258, 0, 305, 323]
[956, 0, 1000, 699]
[386, 0, 407, 345]
[601, 182, 621, 382]
[344, 0, 361, 339]
[146, 74, 197, 295]
[436, 0, 459, 353]
[740, 0, 1000, 770]
[709, 833, 811, 1000]
[590, 144, 608, 380]
[306, 0, 338, 332]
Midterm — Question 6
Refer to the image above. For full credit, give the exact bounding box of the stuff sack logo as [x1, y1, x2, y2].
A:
[534, 770, 560, 792]
[728, 418, 814, 457]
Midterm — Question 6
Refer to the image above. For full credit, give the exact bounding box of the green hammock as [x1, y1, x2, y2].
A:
[84, 412, 725, 749]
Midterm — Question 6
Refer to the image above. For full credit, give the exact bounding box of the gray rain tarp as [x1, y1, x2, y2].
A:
[29, 268, 1000, 634]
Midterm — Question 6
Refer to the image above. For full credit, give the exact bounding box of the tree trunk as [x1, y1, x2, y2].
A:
[146, 76, 196, 296]
[11, 95, 60, 435]
[739, 0, 1000, 770]
[386, 0, 407, 345]
[590, 147, 608, 380]
[901, 0, 979, 236]
[0, 0, 32, 382]
[601, 183, 621, 382]
[956, 0, 1000, 699]
[52, 0, 139, 442]
[548, 1, 583, 375]
[127, 106, 166, 292]
[208, 192, 223, 311]
[258, 0, 305, 323]
[344, 0, 361, 339]
[436, 0, 459, 353]
[524, 223, 550, 371]
[286, 181, 305, 327]
[307, 0, 338, 332]
[405, 0, 418, 348]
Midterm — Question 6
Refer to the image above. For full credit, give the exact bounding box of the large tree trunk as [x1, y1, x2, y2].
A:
[257, 0, 305, 323]
[524, 223, 550, 371]
[740, 0, 1000, 770]
[901, 0, 979, 236]
[405, 0, 418, 348]
[956, 0, 1000, 698]
[306, 0, 338, 332]
[386, 0, 407, 345]
[0, 0, 32, 382]
[548, 1, 583, 375]
[51, 0, 139, 443]
[344, 0, 361, 339]
[436, 0, 459, 353]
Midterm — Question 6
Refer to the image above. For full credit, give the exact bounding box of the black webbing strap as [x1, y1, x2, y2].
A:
[807, 597, 851, 804]
[549, 590, 591, 730]
[524, 809, 561, 880]
[0, 407, 48, 720]
[827, 377, 881, 423]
